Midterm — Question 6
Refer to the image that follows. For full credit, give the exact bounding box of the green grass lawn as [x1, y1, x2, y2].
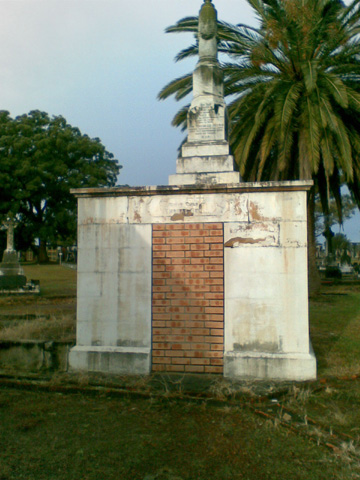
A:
[0, 269, 359, 479]
[22, 264, 77, 297]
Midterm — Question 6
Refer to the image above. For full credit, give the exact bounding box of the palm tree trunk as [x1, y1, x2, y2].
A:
[307, 188, 321, 297]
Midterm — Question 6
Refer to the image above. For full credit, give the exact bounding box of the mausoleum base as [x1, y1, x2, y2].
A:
[69, 181, 316, 381]
[69, 346, 151, 375]
[224, 349, 317, 381]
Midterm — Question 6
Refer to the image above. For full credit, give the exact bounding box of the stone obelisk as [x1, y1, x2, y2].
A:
[169, 0, 240, 185]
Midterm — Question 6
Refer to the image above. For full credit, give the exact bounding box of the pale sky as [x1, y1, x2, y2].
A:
[0, 0, 358, 241]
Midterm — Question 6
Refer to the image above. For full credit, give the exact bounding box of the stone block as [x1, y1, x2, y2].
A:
[69, 346, 151, 375]
[224, 350, 317, 381]
[169, 171, 240, 186]
[176, 155, 236, 174]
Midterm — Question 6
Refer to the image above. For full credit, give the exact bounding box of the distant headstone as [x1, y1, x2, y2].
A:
[0, 216, 27, 289]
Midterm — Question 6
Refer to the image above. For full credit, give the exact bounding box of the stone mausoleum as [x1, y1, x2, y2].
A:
[69, 0, 316, 381]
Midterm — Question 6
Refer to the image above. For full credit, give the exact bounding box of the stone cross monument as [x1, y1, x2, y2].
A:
[169, 0, 241, 185]
[4, 216, 16, 252]
[0, 216, 26, 289]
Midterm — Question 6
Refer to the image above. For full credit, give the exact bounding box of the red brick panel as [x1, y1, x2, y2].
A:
[152, 223, 224, 374]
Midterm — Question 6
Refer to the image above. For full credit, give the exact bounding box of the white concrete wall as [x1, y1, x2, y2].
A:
[69, 183, 316, 379]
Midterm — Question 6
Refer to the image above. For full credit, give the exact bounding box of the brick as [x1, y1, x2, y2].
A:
[170, 244, 190, 251]
[210, 358, 224, 365]
[152, 357, 171, 364]
[204, 366, 223, 373]
[153, 286, 172, 293]
[210, 344, 223, 351]
[169, 299, 190, 307]
[153, 244, 171, 251]
[185, 264, 204, 272]
[185, 223, 204, 230]
[211, 329, 224, 336]
[209, 272, 223, 279]
[167, 230, 190, 237]
[191, 358, 210, 365]
[186, 335, 205, 343]
[209, 257, 223, 264]
[171, 328, 191, 335]
[166, 224, 186, 230]
[165, 251, 185, 258]
[153, 258, 172, 265]
[190, 244, 209, 251]
[168, 321, 185, 328]
[204, 250, 223, 257]
[153, 237, 166, 245]
[167, 365, 185, 372]
[185, 251, 205, 259]
[208, 351, 224, 358]
[152, 293, 166, 300]
[205, 321, 224, 329]
[171, 343, 191, 350]
[152, 348, 165, 356]
[204, 293, 223, 300]
[152, 314, 171, 321]
[209, 229, 223, 236]
[185, 365, 204, 373]
[153, 343, 171, 350]
[209, 300, 224, 307]
[208, 314, 224, 321]
[191, 272, 210, 279]
[165, 306, 184, 313]
[164, 350, 185, 357]
[184, 236, 204, 244]
[153, 272, 171, 279]
[204, 278, 223, 285]
[205, 306, 223, 314]
[152, 307, 166, 314]
[184, 307, 204, 314]
[153, 251, 166, 258]
[191, 328, 209, 335]
[210, 286, 224, 293]
[153, 328, 172, 335]
[171, 258, 191, 265]
[153, 224, 166, 231]
[205, 336, 223, 344]
[190, 257, 209, 265]
[152, 364, 166, 372]
[152, 299, 169, 306]
[204, 236, 223, 243]
[152, 321, 166, 327]
[204, 264, 223, 271]
[191, 299, 209, 307]
[171, 358, 191, 365]
[190, 343, 209, 351]
[206, 223, 223, 230]
[187, 321, 205, 328]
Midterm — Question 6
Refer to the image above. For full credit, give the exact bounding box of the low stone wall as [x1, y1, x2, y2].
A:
[0, 340, 74, 372]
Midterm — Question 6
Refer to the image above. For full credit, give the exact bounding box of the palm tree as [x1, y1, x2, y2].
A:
[159, 0, 360, 293]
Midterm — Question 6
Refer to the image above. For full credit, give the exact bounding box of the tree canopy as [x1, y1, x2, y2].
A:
[0, 110, 120, 260]
[159, 0, 360, 218]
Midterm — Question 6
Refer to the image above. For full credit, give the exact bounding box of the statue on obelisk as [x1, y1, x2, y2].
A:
[169, 0, 240, 185]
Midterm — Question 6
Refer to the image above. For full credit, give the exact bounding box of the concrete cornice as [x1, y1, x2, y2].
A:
[71, 180, 314, 198]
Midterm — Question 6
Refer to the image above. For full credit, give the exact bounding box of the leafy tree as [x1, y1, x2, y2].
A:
[159, 0, 360, 293]
[315, 193, 356, 238]
[332, 232, 353, 264]
[0, 110, 121, 262]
